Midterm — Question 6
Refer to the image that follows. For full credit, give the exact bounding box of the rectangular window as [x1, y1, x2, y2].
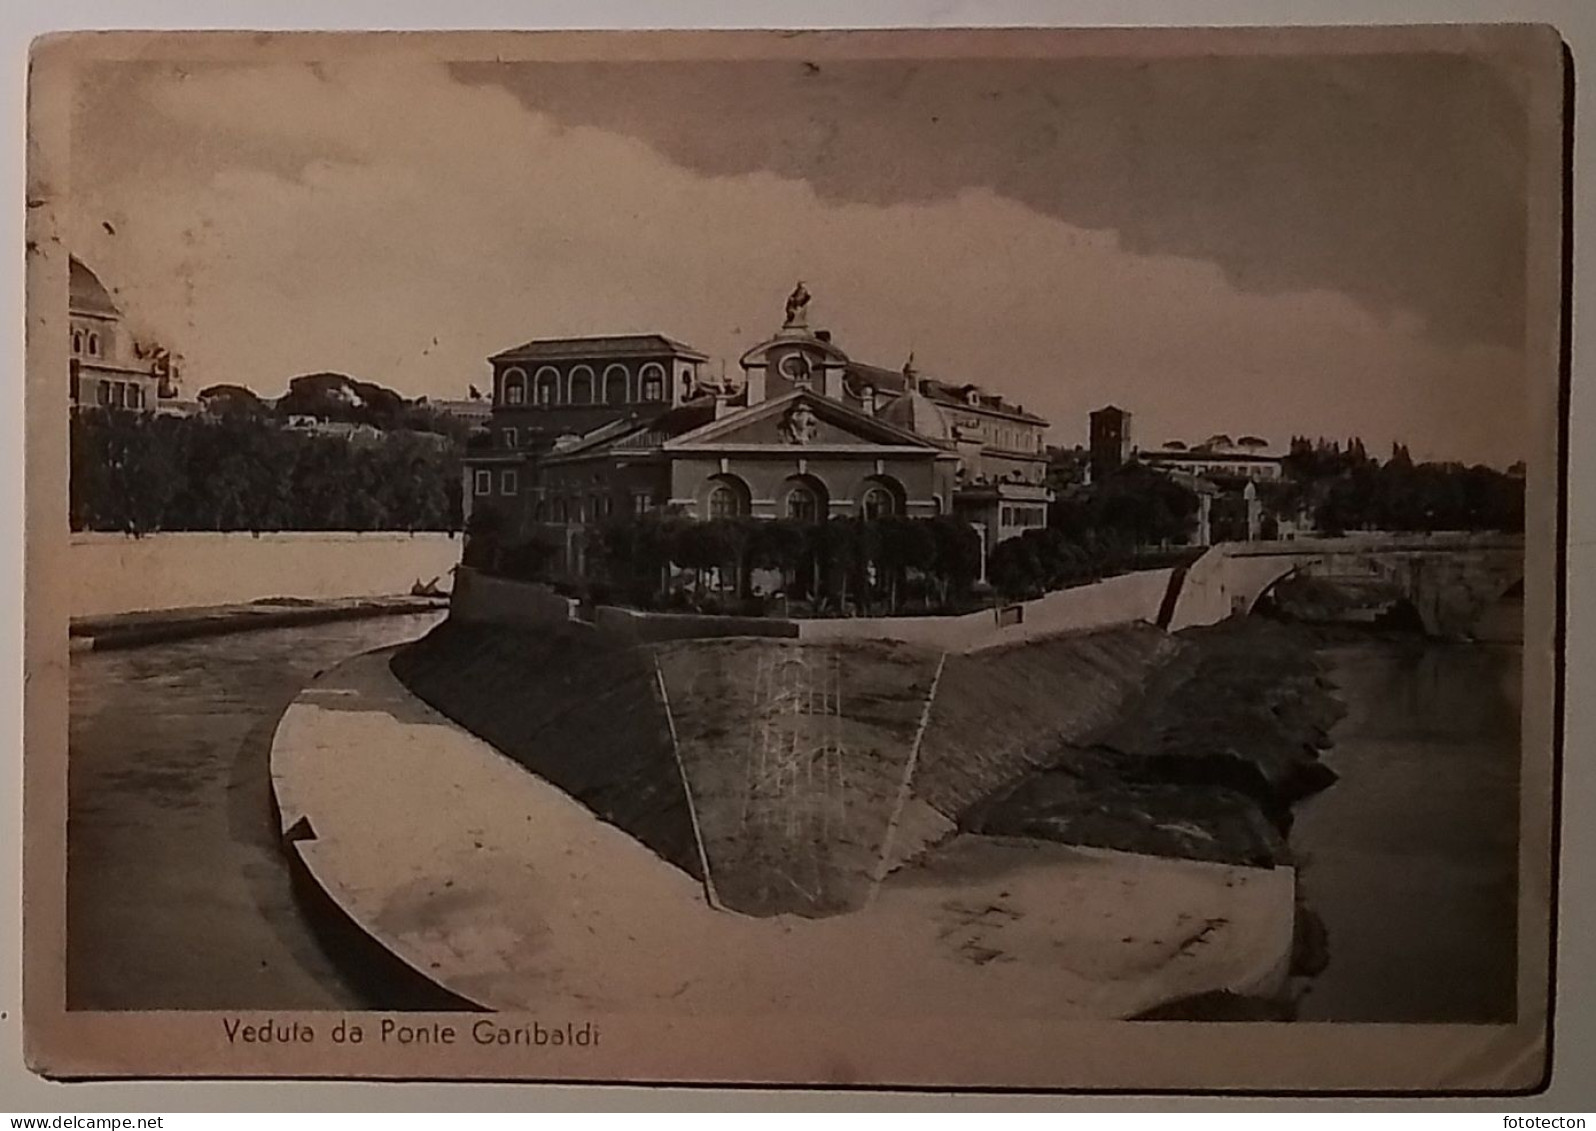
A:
[1001, 506, 1013, 525]
[112, 383, 127, 408]
[97, 381, 111, 406]
[503, 427, 519, 449]
[473, 469, 492, 496]
[129, 385, 144, 409]
[501, 470, 519, 495]
[633, 492, 652, 516]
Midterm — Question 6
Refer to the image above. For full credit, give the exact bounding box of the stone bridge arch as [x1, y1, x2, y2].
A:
[1168, 537, 1524, 640]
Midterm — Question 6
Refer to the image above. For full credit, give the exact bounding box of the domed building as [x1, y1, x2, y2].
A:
[68, 256, 170, 413]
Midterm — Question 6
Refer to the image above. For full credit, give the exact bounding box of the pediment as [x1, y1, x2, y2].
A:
[664, 391, 947, 452]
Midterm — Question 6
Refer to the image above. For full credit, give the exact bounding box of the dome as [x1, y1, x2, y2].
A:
[878, 387, 951, 443]
[69, 256, 120, 317]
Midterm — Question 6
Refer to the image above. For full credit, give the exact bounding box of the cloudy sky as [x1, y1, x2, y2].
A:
[67, 36, 1536, 464]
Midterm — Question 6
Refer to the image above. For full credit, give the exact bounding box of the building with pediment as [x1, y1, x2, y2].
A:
[462, 286, 1052, 573]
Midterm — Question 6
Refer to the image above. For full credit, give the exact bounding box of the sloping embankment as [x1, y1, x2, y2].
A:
[389, 619, 702, 879]
[391, 619, 1199, 919]
[966, 617, 1344, 870]
[653, 638, 941, 917]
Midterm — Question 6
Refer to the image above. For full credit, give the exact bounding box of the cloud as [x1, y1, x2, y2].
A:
[67, 57, 1524, 466]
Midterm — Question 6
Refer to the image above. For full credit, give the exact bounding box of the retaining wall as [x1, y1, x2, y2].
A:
[450, 564, 1187, 653]
[70, 531, 461, 618]
[449, 568, 578, 629]
[795, 568, 1175, 651]
[595, 606, 798, 642]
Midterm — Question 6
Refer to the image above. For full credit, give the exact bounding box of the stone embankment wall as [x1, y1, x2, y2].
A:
[71, 531, 461, 618]
[448, 561, 1187, 653]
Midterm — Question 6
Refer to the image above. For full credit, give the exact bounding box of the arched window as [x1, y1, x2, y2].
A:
[534, 366, 559, 406]
[860, 476, 904, 520]
[639, 363, 666, 402]
[568, 365, 595, 405]
[782, 475, 828, 522]
[786, 484, 820, 521]
[503, 367, 527, 405]
[709, 485, 741, 518]
[603, 364, 629, 405]
[72, 330, 83, 355]
[705, 474, 750, 519]
[88, 333, 101, 358]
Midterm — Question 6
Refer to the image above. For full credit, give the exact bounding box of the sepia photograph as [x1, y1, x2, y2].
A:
[21, 23, 1567, 1090]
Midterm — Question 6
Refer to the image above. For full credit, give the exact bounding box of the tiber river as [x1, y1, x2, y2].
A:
[1291, 598, 1523, 1023]
[66, 603, 1524, 1020]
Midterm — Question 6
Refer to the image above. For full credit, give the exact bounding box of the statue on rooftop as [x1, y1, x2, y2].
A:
[784, 281, 811, 327]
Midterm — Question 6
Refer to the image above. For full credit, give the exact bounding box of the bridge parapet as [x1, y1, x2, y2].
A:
[1224, 533, 1524, 558]
[1168, 535, 1523, 639]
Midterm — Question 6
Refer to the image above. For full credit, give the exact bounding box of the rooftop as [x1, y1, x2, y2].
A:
[843, 361, 1047, 425]
[69, 256, 120, 317]
[1143, 448, 1283, 463]
[490, 333, 709, 363]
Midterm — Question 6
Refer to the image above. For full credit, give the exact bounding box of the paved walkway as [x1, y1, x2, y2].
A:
[271, 648, 1297, 1030]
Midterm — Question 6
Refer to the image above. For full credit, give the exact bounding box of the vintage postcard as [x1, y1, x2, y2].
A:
[23, 25, 1567, 1090]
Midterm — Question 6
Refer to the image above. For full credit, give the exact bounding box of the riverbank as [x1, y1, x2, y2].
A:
[71, 594, 449, 652]
[970, 617, 1345, 869]
[269, 646, 1296, 1040]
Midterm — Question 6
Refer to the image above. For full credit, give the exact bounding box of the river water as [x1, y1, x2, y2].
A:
[1291, 623, 1522, 1023]
[67, 611, 444, 1010]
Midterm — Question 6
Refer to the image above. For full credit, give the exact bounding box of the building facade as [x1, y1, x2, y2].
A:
[69, 257, 168, 413]
[463, 287, 1053, 573]
[1140, 446, 1284, 482]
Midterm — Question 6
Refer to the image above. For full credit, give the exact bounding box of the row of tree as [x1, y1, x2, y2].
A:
[1049, 462, 1199, 548]
[466, 509, 986, 616]
[1282, 436, 1523, 534]
[71, 409, 463, 533]
[199, 372, 476, 443]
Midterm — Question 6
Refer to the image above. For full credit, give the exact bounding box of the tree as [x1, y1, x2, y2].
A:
[748, 518, 809, 600]
[71, 409, 464, 534]
[926, 516, 982, 605]
[989, 533, 1045, 599]
[876, 516, 937, 612]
